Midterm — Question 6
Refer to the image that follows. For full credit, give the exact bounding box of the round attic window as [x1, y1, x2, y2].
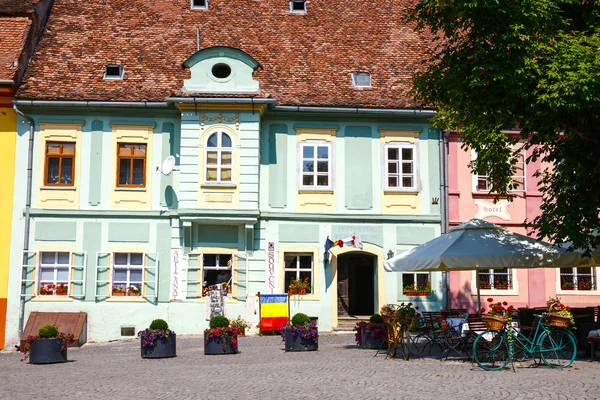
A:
[212, 63, 232, 79]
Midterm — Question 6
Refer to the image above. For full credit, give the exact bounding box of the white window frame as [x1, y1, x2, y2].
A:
[402, 272, 430, 294]
[298, 141, 333, 190]
[558, 266, 597, 293]
[191, 0, 208, 10]
[112, 252, 144, 294]
[103, 64, 124, 80]
[471, 148, 526, 193]
[283, 253, 313, 294]
[472, 268, 519, 296]
[384, 142, 418, 191]
[185, 253, 236, 298]
[20, 251, 86, 298]
[352, 72, 372, 88]
[289, 0, 307, 13]
[204, 130, 234, 184]
[95, 252, 158, 298]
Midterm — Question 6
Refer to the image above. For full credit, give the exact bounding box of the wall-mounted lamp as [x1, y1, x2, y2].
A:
[387, 250, 394, 260]
[324, 251, 330, 264]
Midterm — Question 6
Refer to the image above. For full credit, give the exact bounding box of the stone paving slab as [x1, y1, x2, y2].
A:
[0, 333, 599, 400]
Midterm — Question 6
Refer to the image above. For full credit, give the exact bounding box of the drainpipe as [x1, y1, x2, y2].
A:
[13, 104, 35, 340]
[439, 129, 450, 310]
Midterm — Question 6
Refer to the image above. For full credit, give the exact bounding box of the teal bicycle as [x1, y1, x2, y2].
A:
[472, 315, 577, 370]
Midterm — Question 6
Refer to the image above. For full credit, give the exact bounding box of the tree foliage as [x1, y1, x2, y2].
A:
[408, 0, 600, 253]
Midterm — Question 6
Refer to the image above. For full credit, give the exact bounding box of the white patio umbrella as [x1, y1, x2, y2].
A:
[383, 219, 585, 311]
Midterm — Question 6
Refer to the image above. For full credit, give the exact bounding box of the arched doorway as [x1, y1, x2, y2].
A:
[337, 253, 376, 316]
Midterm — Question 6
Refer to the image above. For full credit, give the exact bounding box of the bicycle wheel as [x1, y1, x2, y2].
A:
[539, 328, 576, 368]
[473, 330, 510, 371]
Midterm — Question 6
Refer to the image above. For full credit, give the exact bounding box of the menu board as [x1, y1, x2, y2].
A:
[208, 284, 225, 319]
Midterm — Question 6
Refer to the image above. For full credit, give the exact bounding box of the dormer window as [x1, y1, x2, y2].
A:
[104, 64, 124, 80]
[191, 0, 208, 9]
[352, 72, 371, 88]
[290, 0, 306, 13]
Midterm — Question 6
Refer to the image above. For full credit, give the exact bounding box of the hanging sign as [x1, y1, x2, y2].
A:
[266, 242, 278, 294]
[474, 199, 511, 221]
[208, 284, 225, 319]
[170, 249, 187, 301]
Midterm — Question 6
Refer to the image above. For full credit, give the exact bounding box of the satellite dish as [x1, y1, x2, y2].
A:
[161, 156, 176, 175]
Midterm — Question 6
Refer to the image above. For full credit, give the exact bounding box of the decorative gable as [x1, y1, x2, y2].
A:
[183, 46, 261, 93]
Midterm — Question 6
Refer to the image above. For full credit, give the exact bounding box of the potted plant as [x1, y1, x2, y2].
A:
[546, 296, 575, 327]
[479, 281, 492, 290]
[21, 324, 74, 364]
[288, 278, 311, 295]
[577, 280, 593, 291]
[204, 316, 238, 355]
[354, 314, 387, 349]
[127, 285, 141, 296]
[112, 285, 126, 296]
[561, 280, 575, 290]
[139, 318, 176, 358]
[55, 283, 68, 296]
[403, 280, 433, 296]
[280, 313, 318, 351]
[38, 283, 55, 295]
[482, 298, 514, 330]
[494, 280, 509, 290]
[230, 316, 251, 336]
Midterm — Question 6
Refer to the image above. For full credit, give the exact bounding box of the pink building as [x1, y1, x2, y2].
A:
[446, 132, 600, 312]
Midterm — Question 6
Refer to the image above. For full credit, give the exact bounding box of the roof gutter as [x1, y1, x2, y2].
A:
[0, 80, 15, 86]
[13, 100, 169, 108]
[273, 105, 437, 116]
[166, 97, 277, 105]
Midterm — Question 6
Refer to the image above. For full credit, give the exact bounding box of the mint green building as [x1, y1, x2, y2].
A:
[5, 1, 442, 345]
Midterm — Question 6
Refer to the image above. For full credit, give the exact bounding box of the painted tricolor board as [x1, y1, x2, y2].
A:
[259, 294, 289, 334]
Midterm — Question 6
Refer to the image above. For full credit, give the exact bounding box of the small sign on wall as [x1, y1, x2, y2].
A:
[266, 242, 278, 294]
[475, 199, 511, 221]
[170, 249, 187, 301]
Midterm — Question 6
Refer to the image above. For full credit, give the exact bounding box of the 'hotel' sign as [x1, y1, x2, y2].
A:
[474, 199, 511, 221]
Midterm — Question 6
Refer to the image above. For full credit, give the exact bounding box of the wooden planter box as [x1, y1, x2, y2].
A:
[141, 333, 176, 358]
[204, 331, 238, 355]
[360, 326, 387, 349]
[284, 327, 318, 351]
[29, 339, 68, 364]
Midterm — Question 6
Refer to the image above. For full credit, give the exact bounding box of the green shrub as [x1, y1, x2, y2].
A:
[149, 319, 169, 330]
[38, 324, 58, 339]
[291, 313, 311, 326]
[369, 314, 384, 324]
[209, 316, 230, 329]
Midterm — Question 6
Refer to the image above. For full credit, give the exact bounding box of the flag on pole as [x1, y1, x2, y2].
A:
[341, 235, 363, 249]
[324, 237, 344, 252]
[260, 294, 288, 333]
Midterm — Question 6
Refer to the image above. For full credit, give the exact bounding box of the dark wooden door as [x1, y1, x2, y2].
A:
[338, 263, 349, 315]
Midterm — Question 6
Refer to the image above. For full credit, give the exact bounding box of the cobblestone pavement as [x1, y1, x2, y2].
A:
[1, 333, 599, 400]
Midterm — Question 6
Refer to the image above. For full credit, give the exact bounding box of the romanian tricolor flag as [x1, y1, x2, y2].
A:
[260, 294, 289, 333]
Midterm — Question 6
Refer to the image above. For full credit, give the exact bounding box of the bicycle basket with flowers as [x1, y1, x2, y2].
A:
[546, 296, 574, 327]
[482, 298, 514, 330]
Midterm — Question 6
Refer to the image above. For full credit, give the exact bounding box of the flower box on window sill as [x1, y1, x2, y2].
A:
[56, 292, 68, 296]
[128, 292, 141, 297]
[288, 289, 310, 295]
[577, 286, 592, 291]
[113, 292, 126, 296]
[404, 291, 431, 296]
[561, 286, 575, 290]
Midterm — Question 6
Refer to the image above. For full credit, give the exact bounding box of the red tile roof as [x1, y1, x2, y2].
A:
[17, 0, 433, 108]
[0, 16, 31, 81]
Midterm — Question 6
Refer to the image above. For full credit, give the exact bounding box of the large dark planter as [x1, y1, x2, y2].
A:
[29, 339, 67, 364]
[141, 333, 176, 358]
[204, 331, 238, 355]
[284, 327, 318, 351]
[361, 326, 387, 349]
